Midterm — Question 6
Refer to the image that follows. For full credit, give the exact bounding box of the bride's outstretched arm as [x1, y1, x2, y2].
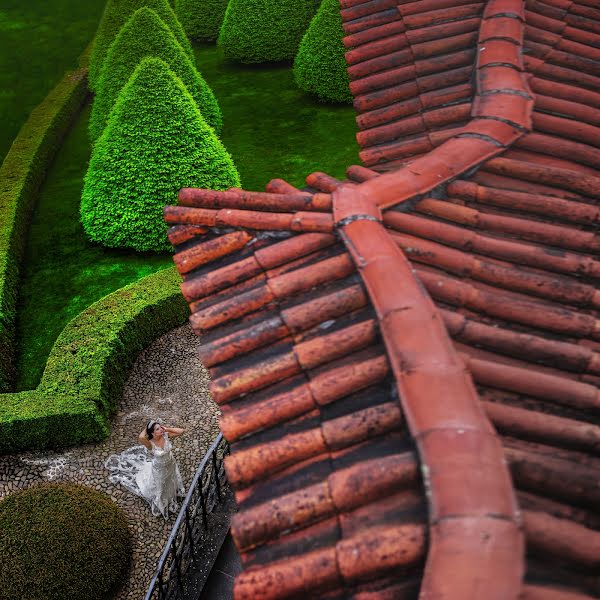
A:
[164, 426, 185, 437]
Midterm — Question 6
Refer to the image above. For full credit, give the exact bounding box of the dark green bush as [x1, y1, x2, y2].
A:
[218, 0, 318, 63]
[82, 57, 239, 252]
[294, 0, 352, 103]
[0, 69, 88, 393]
[175, 0, 229, 42]
[0, 483, 132, 600]
[0, 267, 188, 453]
[90, 7, 222, 141]
[88, 0, 193, 91]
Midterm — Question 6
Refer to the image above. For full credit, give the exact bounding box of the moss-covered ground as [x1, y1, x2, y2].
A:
[14, 45, 358, 390]
[0, 0, 106, 165]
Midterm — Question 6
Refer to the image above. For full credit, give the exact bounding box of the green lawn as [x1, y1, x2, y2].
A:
[0, 0, 107, 165]
[14, 44, 359, 391]
[195, 45, 359, 190]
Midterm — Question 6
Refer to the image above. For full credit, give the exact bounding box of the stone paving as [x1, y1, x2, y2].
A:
[0, 324, 221, 600]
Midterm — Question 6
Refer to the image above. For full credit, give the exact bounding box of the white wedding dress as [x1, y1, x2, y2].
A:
[105, 432, 185, 519]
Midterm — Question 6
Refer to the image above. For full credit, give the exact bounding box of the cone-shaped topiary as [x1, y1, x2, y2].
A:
[218, 0, 318, 63]
[88, 0, 194, 91]
[0, 483, 131, 600]
[175, 0, 228, 42]
[294, 0, 352, 103]
[90, 7, 222, 142]
[81, 58, 240, 252]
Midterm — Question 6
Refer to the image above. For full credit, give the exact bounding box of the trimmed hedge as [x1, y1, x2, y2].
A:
[0, 483, 132, 600]
[90, 7, 222, 142]
[175, 0, 229, 42]
[294, 0, 352, 104]
[0, 266, 188, 453]
[218, 0, 318, 63]
[0, 69, 88, 393]
[82, 57, 239, 252]
[88, 0, 194, 91]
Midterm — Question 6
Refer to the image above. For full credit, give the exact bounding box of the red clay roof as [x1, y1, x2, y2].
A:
[166, 0, 600, 598]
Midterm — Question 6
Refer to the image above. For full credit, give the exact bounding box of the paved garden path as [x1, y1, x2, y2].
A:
[0, 324, 221, 600]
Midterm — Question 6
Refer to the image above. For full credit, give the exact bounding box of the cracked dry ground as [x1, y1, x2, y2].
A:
[0, 324, 221, 600]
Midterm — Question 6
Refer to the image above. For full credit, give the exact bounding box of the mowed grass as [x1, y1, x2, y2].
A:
[195, 45, 359, 191]
[0, 0, 106, 165]
[14, 44, 359, 390]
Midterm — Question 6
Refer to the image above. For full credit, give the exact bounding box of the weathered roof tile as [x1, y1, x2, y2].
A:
[165, 0, 600, 597]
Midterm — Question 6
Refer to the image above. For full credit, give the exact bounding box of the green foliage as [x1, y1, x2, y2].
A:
[0, 69, 88, 393]
[90, 7, 221, 141]
[218, 0, 318, 63]
[0, 483, 131, 600]
[175, 0, 228, 42]
[294, 0, 352, 103]
[82, 58, 239, 252]
[0, 267, 187, 452]
[88, 0, 193, 91]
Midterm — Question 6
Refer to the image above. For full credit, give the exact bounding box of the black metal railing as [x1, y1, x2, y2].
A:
[145, 433, 231, 600]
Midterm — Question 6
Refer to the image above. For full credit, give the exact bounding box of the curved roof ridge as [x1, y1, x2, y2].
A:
[355, 0, 534, 208]
[332, 184, 524, 599]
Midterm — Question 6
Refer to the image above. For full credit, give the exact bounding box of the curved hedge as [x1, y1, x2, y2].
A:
[0, 483, 132, 600]
[176, 0, 229, 42]
[82, 58, 239, 252]
[294, 0, 352, 103]
[90, 7, 222, 142]
[0, 266, 188, 453]
[218, 0, 318, 63]
[88, 0, 193, 91]
[0, 68, 88, 393]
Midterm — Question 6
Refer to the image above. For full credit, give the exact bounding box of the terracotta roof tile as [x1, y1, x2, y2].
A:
[164, 0, 600, 597]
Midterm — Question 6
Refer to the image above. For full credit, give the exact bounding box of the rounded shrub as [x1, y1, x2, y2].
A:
[81, 57, 240, 252]
[0, 483, 132, 600]
[175, 0, 229, 42]
[90, 7, 222, 142]
[88, 0, 194, 91]
[294, 0, 352, 103]
[218, 0, 318, 63]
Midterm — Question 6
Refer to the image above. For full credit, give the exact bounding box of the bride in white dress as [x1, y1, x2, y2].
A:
[105, 421, 186, 519]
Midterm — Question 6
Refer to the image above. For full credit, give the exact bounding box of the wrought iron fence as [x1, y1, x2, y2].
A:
[144, 433, 231, 600]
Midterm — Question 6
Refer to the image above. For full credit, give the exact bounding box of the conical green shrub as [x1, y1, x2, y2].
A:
[88, 0, 194, 91]
[175, 0, 228, 42]
[81, 58, 240, 252]
[218, 0, 318, 63]
[294, 0, 352, 103]
[90, 7, 222, 142]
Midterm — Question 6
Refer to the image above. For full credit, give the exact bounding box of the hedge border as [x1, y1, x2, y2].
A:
[0, 266, 187, 453]
[0, 65, 90, 392]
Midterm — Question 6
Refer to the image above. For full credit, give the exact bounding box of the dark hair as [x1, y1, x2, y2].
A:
[146, 421, 157, 440]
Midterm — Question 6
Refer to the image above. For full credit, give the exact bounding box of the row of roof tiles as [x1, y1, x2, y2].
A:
[167, 0, 600, 597]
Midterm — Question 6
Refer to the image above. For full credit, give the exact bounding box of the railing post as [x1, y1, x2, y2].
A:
[171, 544, 184, 595]
[158, 570, 165, 600]
[212, 450, 222, 501]
[199, 483, 209, 529]
[184, 505, 196, 562]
